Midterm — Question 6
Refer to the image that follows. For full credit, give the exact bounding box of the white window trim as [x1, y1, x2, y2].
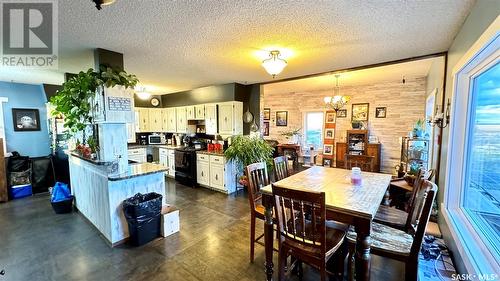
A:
[302, 111, 324, 150]
[443, 16, 500, 276]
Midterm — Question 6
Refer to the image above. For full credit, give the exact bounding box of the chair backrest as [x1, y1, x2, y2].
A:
[273, 156, 289, 181]
[272, 184, 326, 256]
[344, 154, 375, 172]
[245, 162, 270, 212]
[409, 180, 438, 259]
[403, 168, 426, 229]
[424, 169, 435, 181]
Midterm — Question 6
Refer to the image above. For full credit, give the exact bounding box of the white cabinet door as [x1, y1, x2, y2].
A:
[168, 154, 175, 177]
[195, 105, 205, 120]
[149, 109, 163, 132]
[210, 164, 225, 190]
[166, 108, 176, 132]
[197, 161, 210, 186]
[138, 108, 150, 132]
[161, 109, 168, 132]
[186, 106, 196, 120]
[126, 122, 136, 143]
[205, 104, 218, 135]
[176, 107, 187, 133]
[218, 102, 233, 135]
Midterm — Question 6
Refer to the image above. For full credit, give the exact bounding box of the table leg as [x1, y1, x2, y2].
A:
[355, 230, 371, 281]
[383, 187, 390, 206]
[264, 200, 274, 281]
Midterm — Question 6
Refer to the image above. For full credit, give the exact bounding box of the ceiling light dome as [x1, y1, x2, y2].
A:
[262, 50, 287, 78]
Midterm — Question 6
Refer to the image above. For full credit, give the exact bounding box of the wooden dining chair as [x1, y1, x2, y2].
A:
[344, 154, 375, 172]
[245, 162, 271, 263]
[347, 180, 438, 281]
[374, 169, 426, 231]
[273, 156, 290, 181]
[272, 184, 347, 281]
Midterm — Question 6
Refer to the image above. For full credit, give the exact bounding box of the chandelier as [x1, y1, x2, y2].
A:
[324, 75, 350, 112]
[262, 50, 287, 78]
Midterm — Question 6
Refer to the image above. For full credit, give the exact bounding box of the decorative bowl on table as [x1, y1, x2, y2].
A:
[404, 174, 416, 187]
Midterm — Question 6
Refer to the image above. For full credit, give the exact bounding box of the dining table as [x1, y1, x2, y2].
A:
[260, 166, 392, 281]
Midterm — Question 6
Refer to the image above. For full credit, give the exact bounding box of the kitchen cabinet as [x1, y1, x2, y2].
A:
[186, 106, 196, 120]
[194, 105, 205, 120]
[128, 147, 147, 163]
[366, 143, 382, 172]
[167, 151, 175, 177]
[196, 153, 236, 193]
[165, 107, 177, 132]
[205, 104, 218, 135]
[196, 161, 210, 186]
[209, 164, 225, 190]
[159, 147, 175, 177]
[218, 101, 243, 136]
[137, 108, 150, 132]
[161, 109, 168, 132]
[176, 107, 187, 133]
[148, 108, 163, 132]
[126, 122, 136, 143]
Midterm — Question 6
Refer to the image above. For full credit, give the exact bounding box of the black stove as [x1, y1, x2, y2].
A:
[174, 141, 206, 187]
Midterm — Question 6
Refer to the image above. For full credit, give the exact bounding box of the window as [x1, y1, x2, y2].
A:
[304, 112, 324, 149]
[444, 19, 500, 276]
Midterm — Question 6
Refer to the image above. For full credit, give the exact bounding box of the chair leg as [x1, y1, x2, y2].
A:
[278, 246, 287, 281]
[250, 215, 256, 263]
[347, 242, 356, 281]
[405, 259, 418, 281]
[320, 264, 326, 281]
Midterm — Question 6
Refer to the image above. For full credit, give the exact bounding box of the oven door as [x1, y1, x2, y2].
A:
[175, 150, 191, 174]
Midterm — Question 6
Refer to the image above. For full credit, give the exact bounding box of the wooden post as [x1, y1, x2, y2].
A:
[0, 139, 8, 202]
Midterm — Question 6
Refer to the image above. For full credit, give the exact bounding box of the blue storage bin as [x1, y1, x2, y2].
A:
[10, 184, 32, 199]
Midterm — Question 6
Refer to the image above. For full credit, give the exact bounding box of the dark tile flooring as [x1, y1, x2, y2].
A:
[0, 179, 405, 281]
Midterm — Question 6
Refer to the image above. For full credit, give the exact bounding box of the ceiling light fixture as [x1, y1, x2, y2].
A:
[324, 74, 350, 112]
[92, 0, 116, 10]
[135, 87, 151, 100]
[262, 50, 287, 78]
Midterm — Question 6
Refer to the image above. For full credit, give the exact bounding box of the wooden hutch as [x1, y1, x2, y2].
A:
[335, 130, 382, 172]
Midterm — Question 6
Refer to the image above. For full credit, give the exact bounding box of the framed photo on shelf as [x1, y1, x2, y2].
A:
[263, 108, 271, 120]
[12, 108, 40, 131]
[263, 121, 270, 136]
[375, 107, 387, 118]
[325, 112, 336, 123]
[337, 109, 347, 118]
[352, 103, 369, 121]
[325, 128, 335, 139]
[276, 111, 288, 126]
[323, 144, 333, 155]
[322, 158, 332, 167]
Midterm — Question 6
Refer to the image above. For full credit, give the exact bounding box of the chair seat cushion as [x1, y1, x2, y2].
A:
[346, 222, 413, 256]
[374, 205, 408, 229]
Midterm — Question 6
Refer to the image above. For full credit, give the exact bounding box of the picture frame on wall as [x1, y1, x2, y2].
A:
[322, 158, 332, 167]
[325, 112, 336, 123]
[337, 109, 347, 118]
[325, 128, 335, 139]
[12, 108, 41, 131]
[275, 111, 288, 126]
[263, 108, 271, 120]
[352, 103, 369, 121]
[375, 107, 387, 118]
[263, 121, 270, 136]
[323, 144, 333, 155]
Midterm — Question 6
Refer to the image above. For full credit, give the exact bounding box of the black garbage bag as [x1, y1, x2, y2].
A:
[123, 192, 163, 246]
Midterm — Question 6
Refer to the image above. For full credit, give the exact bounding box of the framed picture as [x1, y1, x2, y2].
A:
[276, 111, 288, 126]
[263, 108, 271, 120]
[12, 108, 40, 131]
[352, 103, 369, 121]
[375, 107, 387, 118]
[263, 121, 270, 136]
[325, 112, 336, 123]
[322, 158, 332, 167]
[325, 128, 335, 139]
[337, 109, 347, 118]
[323, 144, 333, 155]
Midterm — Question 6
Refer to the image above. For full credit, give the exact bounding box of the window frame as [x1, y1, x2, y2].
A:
[302, 111, 324, 149]
[443, 18, 500, 276]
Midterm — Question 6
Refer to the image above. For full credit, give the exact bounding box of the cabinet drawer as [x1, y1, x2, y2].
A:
[159, 148, 168, 156]
[197, 154, 209, 162]
[167, 149, 175, 156]
[128, 148, 145, 155]
[210, 155, 224, 165]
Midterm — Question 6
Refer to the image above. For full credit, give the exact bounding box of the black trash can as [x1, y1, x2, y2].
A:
[123, 192, 163, 246]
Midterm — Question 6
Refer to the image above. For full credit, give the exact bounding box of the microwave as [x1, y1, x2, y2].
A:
[148, 134, 164, 145]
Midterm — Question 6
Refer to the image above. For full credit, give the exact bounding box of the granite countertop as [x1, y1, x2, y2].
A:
[108, 163, 169, 181]
[70, 152, 113, 166]
[197, 150, 225, 156]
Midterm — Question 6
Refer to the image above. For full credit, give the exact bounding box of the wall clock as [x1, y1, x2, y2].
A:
[150, 97, 160, 107]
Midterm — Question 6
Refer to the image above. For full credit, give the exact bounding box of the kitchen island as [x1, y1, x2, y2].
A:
[69, 153, 168, 246]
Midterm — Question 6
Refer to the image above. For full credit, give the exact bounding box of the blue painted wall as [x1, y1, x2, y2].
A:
[0, 81, 51, 157]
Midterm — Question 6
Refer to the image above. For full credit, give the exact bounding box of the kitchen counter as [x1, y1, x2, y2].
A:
[127, 144, 183, 149]
[197, 150, 225, 156]
[108, 163, 168, 181]
[70, 152, 113, 166]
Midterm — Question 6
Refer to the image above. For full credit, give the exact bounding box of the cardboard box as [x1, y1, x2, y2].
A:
[161, 205, 179, 237]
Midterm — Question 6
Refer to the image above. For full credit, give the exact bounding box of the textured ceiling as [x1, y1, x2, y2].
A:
[263, 57, 442, 94]
[1, 0, 474, 93]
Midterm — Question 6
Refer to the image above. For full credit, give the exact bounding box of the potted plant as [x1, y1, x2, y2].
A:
[87, 136, 100, 160]
[224, 135, 274, 186]
[412, 119, 425, 138]
[280, 128, 302, 144]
